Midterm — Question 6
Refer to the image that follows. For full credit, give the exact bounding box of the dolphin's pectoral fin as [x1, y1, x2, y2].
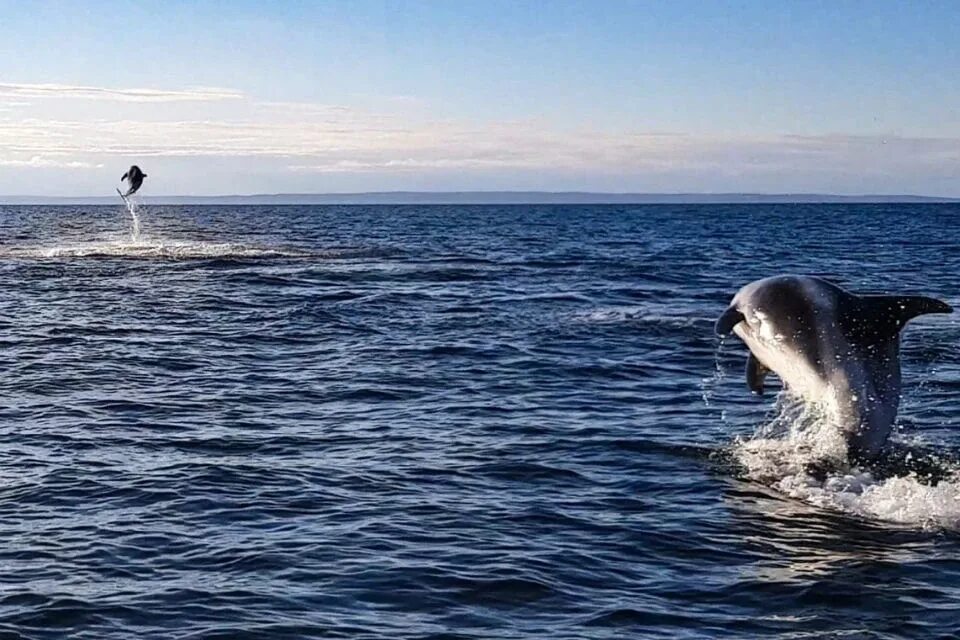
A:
[840, 294, 953, 345]
[745, 352, 769, 395]
[715, 306, 745, 336]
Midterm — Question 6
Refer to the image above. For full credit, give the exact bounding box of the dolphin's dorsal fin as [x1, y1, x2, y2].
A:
[839, 294, 952, 346]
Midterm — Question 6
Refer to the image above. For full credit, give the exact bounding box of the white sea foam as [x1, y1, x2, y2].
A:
[735, 393, 960, 530]
[0, 240, 312, 260]
[0, 196, 315, 259]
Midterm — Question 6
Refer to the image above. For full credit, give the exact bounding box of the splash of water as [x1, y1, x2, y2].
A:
[733, 392, 960, 530]
[124, 197, 142, 242]
[700, 337, 728, 410]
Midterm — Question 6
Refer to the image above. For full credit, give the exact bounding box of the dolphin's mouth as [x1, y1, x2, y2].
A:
[715, 306, 744, 336]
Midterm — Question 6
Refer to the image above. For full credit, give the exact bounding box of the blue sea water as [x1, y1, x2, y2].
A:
[0, 203, 958, 639]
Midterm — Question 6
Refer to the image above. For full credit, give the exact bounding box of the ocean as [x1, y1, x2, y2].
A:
[0, 203, 958, 639]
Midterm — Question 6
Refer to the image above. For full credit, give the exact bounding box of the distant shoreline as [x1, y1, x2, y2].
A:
[1, 191, 958, 205]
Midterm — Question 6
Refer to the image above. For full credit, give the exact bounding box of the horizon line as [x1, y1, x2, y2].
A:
[1, 190, 958, 205]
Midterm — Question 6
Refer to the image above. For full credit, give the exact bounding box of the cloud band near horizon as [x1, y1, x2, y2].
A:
[0, 81, 957, 196]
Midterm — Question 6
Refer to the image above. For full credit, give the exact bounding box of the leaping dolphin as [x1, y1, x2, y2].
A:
[120, 165, 147, 197]
[716, 275, 952, 460]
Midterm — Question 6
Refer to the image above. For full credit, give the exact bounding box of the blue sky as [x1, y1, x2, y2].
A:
[0, 0, 958, 195]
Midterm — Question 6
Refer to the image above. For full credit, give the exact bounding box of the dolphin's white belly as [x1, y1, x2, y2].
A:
[733, 307, 899, 457]
[733, 316, 829, 403]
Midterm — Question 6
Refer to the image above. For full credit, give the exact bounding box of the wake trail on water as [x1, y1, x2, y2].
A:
[10, 241, 313, 259]
[0, 240, 380, 260]
[1, 202, 360, 260]
[13, 194, 290, 258]
[732, 392, 960, 530]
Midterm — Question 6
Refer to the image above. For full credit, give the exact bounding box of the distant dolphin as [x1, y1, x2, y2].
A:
[716, 275, 952, 460]
[120, 165, 147, 197]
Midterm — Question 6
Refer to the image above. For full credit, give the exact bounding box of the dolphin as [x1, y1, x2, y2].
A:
[715, 275, 952, 460]
[120, 165, 147, 197]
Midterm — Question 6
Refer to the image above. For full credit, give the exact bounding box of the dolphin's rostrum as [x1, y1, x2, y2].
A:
[716, 275, 952, 460]
[120, 165, 147, 197]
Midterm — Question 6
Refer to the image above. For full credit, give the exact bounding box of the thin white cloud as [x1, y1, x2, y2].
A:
[0, 115, 687, 164]
[0, 85, 957, 191]
[0, 83, 242, 102]
[289, 158, 532, 172]
[0, 155, 103, 169]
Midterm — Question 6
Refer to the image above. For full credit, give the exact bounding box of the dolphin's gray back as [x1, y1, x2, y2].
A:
[734, 275, 840, 367]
